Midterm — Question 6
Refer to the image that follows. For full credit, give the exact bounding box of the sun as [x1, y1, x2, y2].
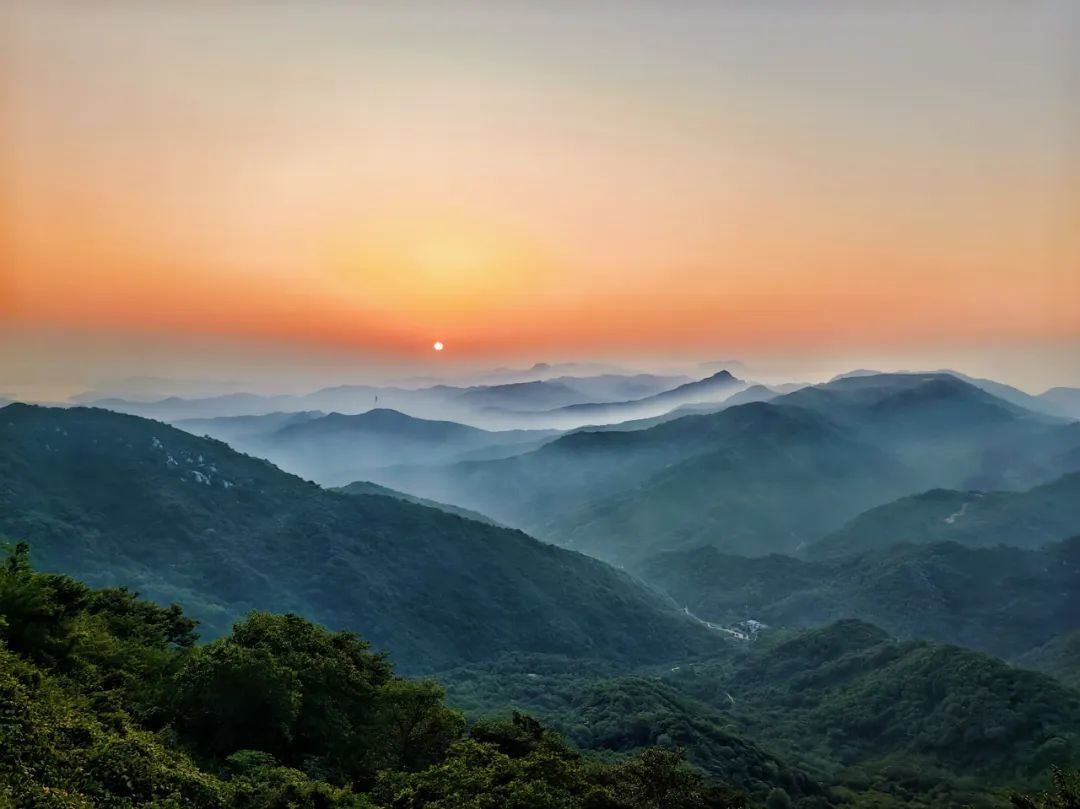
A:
[433, 341, 445, 352]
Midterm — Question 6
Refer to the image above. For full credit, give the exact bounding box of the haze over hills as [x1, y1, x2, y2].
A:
[376, 373, 1080, 564]
[1042, 387, 1080, 419]
[566, 384, 787, 435]
[833, 368, 1071, 418]
[181, 407, 559, 486]
[544, 403, 908, 562]
[453, 374, 694, 412]
[527, 370, 747, 429]
[176, 410, 328, 444]
[760, 373, 1075, 491]
[83, 371, 695, 430]
[0, 402, 724, 672]
[377, 397, 878, 554]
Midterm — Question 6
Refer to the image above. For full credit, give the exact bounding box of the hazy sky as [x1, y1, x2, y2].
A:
[2, 1, 1078, 397]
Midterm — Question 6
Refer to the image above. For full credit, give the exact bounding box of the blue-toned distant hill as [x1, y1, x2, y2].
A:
[176, 410, 326, 443]
[1041, 386, 1080, 419]
[451, 374, 690, 412]
[755, 372, 1077, 492]
[528, 370, 746, 428]
[832, 368, 1072, 418]
[379, 373, 1080, 564]
[382, 400, 910, 562]
[0, 402, 723, 672]
[569, 384, 783, 434]
[83, 372, 692, 428]
[177, 407, 559, 486]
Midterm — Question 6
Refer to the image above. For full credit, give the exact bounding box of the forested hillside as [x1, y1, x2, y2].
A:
[0, 403, 721, 671]
[0, 547, 742, 809]
[4, 549, 1074, 809]
[807, 473, 1080, 557]
[545, 404, 906, 561]
[436, 621, 1080, 809]
[636, 540, 1079, 659]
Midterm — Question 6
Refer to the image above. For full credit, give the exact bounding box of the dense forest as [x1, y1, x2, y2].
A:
[439, 622, 1080, 809]
[5, 544, 1077, 809]
[635, 539, 1079, 659]
[0, 544, 743, 809]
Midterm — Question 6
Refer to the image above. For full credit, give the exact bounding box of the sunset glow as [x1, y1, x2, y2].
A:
[2, 2, 1078, 395]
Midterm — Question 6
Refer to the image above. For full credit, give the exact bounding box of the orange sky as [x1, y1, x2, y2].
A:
[2, 2, 1078, 385]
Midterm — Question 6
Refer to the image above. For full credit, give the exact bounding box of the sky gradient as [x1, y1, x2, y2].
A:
[3, 2, 1078, 397]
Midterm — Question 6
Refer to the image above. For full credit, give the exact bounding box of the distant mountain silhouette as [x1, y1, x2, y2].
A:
[717, 383, 779, 407]
[517, 370, 745, 428]
[452, 380, 597, 411]
[84, 372, 693, 428]
[199, 408, 558, 485]
[830, 368, 1068, 417]
[786, 374, 1076, 487]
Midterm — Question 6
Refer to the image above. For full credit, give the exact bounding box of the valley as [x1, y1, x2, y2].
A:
[2, 365, 1078, 808]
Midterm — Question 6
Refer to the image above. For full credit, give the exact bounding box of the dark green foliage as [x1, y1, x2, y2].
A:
[665, 622, 1080, 792]
[0, 547, 750, 809]
[0, 403, 720, 672]
[436, 627, 1080, 809]
[635, 539, 1079, 659]
[0, 541, 90, 668]
[173, 613, 413, 785]
[0, 645, 229, 809]
[437, 657, 834, 807]
[373, 714, 747, 809]
[183, 407, 554, 486]
[1010, 768, 1080, 809]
